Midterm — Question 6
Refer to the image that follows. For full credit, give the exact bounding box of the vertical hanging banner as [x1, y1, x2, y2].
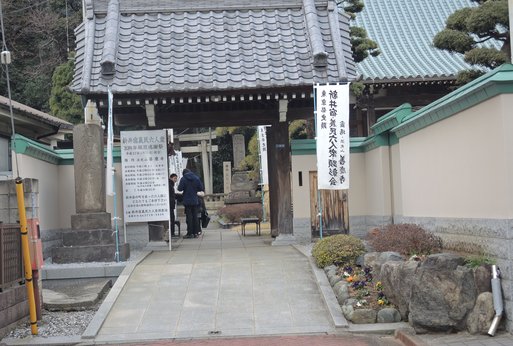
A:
[315, 84, 350, 190]
[106, 87, 114, 196]
[257, 125, 269, 185]
[168, 150, 184, 181]
[121, 130, 170, 223]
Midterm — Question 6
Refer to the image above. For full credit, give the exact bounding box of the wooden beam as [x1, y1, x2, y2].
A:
[176, 133, 217, 142]
[180, 144, 218, 153]
[267, 121, 293, 236]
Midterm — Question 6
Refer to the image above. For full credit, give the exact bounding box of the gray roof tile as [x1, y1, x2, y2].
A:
[354, 0, 503, 82]
[72, 0, 356, 95]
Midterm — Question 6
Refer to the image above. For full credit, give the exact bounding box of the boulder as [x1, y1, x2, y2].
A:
[342, 299, 355, 320]
[421, 253, 465, 270]
[351, 309, 377, 324]
[333, 281, 349, 304]
[473, 265, 492, 294]
[409, 254, 477, 332]
[324, 265, 337, 274]
[379, 260, 420, 320]
[363, 252, 403, 276]
[377, 308, 402, 323]
[329, 273, 343, 287]
[466, 292, 495, 335]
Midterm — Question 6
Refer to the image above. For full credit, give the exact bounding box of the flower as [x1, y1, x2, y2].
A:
[375, 281, 383, 290]
[356, 300, 367, 307]
[346, 276, 354, 282]
[378, 299, 385, 305]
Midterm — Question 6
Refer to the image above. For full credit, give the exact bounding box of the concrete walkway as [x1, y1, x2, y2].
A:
[93, 228, 335, 343]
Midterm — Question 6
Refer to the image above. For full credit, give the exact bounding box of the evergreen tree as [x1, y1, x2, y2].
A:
[433, 0, 510, 83]
[0, 0, 82, 113]
[337, 0, 380, 63]
[49, 56, 82, 124]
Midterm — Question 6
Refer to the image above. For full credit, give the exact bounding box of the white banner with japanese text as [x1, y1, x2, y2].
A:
[121, 130, 170, 223]
[257, 125, 269, 185]
[315, 84, 350, 190]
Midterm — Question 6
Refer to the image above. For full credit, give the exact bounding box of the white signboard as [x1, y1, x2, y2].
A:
[121, 130, 170, 223]
[315, 84, 350, 190]
[257, 126, 269, 185]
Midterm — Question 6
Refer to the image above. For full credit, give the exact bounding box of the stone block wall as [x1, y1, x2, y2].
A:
[0, 285, 28, 338]
[0, 179, 39, 224]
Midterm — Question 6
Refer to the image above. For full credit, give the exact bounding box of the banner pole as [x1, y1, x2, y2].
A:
[313, 84, 323, 239]
[168, 219, 172, 251]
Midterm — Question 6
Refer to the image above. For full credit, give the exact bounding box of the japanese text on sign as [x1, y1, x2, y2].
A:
[121, 130, 170, 223]
[315, 84, 350, 190]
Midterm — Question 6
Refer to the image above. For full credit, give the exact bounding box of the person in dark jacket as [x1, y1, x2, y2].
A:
[177, 169, 204, 238]
[168, 173, 178, 237]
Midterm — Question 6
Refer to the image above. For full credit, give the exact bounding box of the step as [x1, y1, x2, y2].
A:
[52, 243, 130, 264]
[62, 229, 115, 247]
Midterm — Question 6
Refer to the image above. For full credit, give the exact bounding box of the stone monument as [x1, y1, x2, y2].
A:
[52, 116, 129, 263]
[232, 134, 245, 169]
[224, 171, 260, 205]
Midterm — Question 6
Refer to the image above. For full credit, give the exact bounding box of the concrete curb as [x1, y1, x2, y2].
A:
[0, 335, 82, 345]
[394, 329, 428, 346]
[81, 250, 152, 340]
[293, 245, 349, 329]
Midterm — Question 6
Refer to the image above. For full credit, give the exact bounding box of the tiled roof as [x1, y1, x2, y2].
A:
[353, 0, 503, 82]
[72, 0, 356, 96]
[0, 95, 73, 129]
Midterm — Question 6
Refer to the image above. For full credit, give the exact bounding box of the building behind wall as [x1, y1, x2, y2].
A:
[291, 64, 513, 332]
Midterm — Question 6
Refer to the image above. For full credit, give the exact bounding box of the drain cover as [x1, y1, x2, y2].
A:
[208, 330, 222, 335]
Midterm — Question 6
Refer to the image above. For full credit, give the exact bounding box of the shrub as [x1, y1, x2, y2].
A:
[312, 234, 366, 268]
[464, 254, 496, 268]
[367, 223, 442, 256]
[217, 203, 262, 223]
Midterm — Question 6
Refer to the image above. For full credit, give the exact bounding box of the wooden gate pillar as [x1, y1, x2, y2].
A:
[267, 120, 293, 237]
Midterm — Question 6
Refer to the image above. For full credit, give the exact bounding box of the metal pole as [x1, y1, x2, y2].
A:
[209, 127, 213, 193]
[509, 0, 513, 63]
[112, 168, 120, 262]
[15, 178, 38, 335]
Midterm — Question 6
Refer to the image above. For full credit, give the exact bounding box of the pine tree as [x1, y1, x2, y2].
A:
[433, 0, 510, 83]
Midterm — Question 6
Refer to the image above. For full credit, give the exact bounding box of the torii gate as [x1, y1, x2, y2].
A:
[175, 132, 217, 195]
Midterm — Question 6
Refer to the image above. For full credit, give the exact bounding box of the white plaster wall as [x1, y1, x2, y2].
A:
[57, 165, 75, 229]
[399, 96, 513, 219]
[390, 144, 403, 217]
[348, 152, 367, 215]
[291, 152, 369, 218]
[363, 146, 392, 216]
[12, 154, 60, 230]
[291, 154, 314, 219]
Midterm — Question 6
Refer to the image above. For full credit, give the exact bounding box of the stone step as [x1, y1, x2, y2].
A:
[52, 243, 130, 264]
[62, 229, 116, 247]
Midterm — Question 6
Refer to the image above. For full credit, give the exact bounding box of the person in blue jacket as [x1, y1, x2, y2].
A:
[177, 168, 204, 238]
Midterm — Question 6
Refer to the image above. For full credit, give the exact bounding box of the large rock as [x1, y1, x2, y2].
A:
[473, 265, 492, 294]
[466, 292, 495, 335]
[342, 299, 355, 320]
[377, 308, 402, 323]
[333, 281, 349, 304]
[409, 254, 477, 332]
[379, 260, 420, 320]
[351, 309, 377, 324]
[364, 251, 403, 276]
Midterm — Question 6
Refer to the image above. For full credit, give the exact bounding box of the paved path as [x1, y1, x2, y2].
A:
[95, 229, 335, 343]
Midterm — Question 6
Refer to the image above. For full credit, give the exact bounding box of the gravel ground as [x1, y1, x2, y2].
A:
[4, 251, 147, 340]
[6, 309, 96, 338]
